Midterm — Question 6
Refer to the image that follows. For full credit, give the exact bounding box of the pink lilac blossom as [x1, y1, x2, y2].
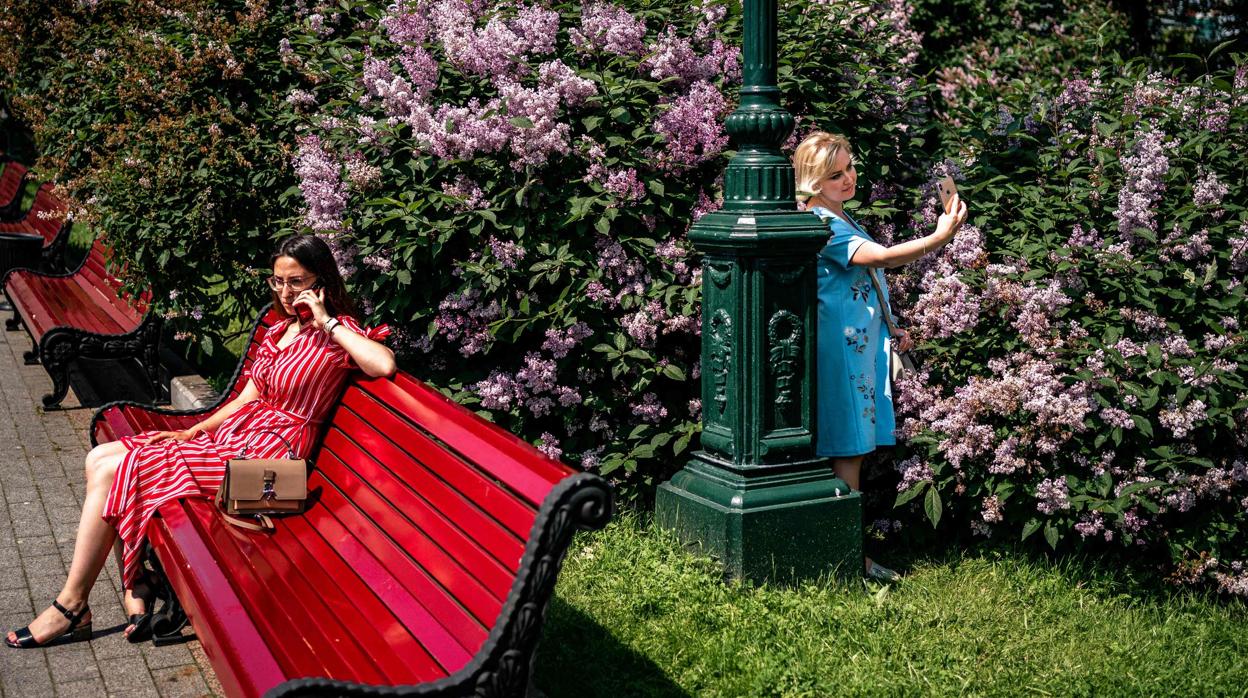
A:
[908, 270, 980, 340]
[1068, 223, 1103, 249]
[1074, 512, 1112, 541]
[542, 322, 593, 358]
[344, 153, 382, 191]
[294, 135, 348, 232]
[895, 456, 933, 492]
[537, 433, 563, 460]
[631, 392, 668, 423]
[433, 1, 558, 81]
[1035, 478, 1070, 514]
[651, 80, 731, 172]
[488, 236, 527, 269]
[604, 168, 646, 202]
[437, 287, 501, 356]
[381, 0, 431, 44]
[570, 1, 647, 57]
[1158, 398, 1207, 439]
[622, 301, 665, 347]
[1193, 170, 1229, 208]
[475, 370, 520, 409]
[1100, 407, 1135, 430]
[442, 175, 489, 209]
[942, 224, 984, 268]
[1115, 127, 1171, 241]
[981, 495, 1004, 523]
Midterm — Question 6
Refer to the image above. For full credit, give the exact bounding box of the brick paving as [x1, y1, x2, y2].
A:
[0, 322, 223, 697]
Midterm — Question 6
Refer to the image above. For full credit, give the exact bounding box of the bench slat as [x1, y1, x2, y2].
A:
[149, 501, 287, 698]
[320, 426, 516, 598]
[184, 500, 342, 679]
[275, 515, 450, 684]
[203, 507, 392, 685]
[306, 467, 488, 662]
[327, 401, 531, 568]
[360, 377, 572, 506]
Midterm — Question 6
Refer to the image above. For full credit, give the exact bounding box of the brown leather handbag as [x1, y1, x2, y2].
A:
[215, 432, 309, 531]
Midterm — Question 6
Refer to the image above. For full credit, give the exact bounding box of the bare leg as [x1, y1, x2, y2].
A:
[834, 455, 877, 574]
[6, 446, 129, 644]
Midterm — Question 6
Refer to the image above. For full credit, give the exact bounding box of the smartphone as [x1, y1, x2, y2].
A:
[938, 175, 958, 213]
[294, 282, 323, 322]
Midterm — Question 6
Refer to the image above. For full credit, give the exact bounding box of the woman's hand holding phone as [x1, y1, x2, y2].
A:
[935, 175, 968, 241]
[294, 285, 330, 329]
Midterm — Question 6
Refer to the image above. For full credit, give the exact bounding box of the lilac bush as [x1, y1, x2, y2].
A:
[277, 0, 929, 488]
[884, 57, 1248, 595]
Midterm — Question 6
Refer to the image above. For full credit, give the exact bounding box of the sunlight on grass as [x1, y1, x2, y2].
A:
[537, 512, 1248, 697]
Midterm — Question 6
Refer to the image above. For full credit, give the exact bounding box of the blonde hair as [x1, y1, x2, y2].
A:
[792, 131, 853, 202]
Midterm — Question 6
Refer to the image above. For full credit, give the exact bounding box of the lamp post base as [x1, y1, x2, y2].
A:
[655, 454, 863, 585]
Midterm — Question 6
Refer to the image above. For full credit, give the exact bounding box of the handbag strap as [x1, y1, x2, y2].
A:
[866, 267, 901, 338]
[242, 430, 298, 460]
[222, 513, 274, 532]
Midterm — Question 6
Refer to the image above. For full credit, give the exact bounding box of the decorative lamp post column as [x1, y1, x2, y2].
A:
[655, 0, 862, 583]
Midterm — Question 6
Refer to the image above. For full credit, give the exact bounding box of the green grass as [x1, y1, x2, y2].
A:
[536, 512, 1248, 697]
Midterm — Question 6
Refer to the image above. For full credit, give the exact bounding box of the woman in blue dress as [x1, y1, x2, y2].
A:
[793, 131, 967, 580]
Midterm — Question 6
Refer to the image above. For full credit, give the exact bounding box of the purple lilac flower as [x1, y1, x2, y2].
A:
[570, 1, 647, 56]
[294, 135, 348, 232]
[381, 0, 430, 44]
[542, 322, 593, 358]
[651, 81, 730, 172]
[895, 456, 933, 492]
[981, 495, 1004, 523]
[1158, 398, 1207, 439]
[1115, 127, 1171, 241]
[1100, 407, 1135, 430]
[1193, 170, 1229, 208]
[537, 432, 563, 460]
[344, 153, 382, 192]
[604, 168, 646, 202]
[475, 370, 520, 409]
[631, 392, 668, 423]
[1074, 512, 1112, 541]
[909, 270, 980, 340]
[442, 175, 489, 209]
[1035, 478, 1070, 515]
[1068, 223, 1102, 249]
[488, 237, 527, 269]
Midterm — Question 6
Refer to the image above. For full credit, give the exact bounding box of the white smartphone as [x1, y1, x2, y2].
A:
[937, 175, 958, 213]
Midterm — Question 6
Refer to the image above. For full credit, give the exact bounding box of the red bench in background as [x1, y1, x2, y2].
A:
[90, 309, 612, 697]
[0, 156, 29, 220]
[3, 235, 160, 408]
[0, 182, 74, 276]
[91, 305, 280, 446]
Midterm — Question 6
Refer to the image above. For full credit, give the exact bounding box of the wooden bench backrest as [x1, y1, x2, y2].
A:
[79, 237, 147, 326]
[25, 184, 68, 243]
[0, 162, 27, 205]
[307, 371, 575, 672]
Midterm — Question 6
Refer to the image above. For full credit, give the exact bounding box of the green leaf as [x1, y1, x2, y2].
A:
[924, 487, 942, 528]
[894, 480, 927, 507]
[1021, 519, 1042, 541]
[1043, 522, 1060, 550]
[509, 116, 534, 128]
[661, 364, 686, 381]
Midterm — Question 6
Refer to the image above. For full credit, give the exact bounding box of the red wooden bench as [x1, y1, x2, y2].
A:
[89, 312, 612, 698]
[3, 235, 160, 408]
[0, 157, 29, 220]
[0, 182, 74, 276]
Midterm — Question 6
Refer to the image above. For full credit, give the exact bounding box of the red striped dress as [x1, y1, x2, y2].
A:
[102, 315, 390, 586]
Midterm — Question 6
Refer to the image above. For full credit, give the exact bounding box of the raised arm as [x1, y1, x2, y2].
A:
[851, 194, 968, 269]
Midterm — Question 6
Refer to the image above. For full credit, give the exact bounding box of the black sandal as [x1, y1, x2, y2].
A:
[6, 601, 92, 648]
[124, 573, 157, 644]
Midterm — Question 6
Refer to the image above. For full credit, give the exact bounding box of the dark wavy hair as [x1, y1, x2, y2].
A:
[269, 234, 357, 320]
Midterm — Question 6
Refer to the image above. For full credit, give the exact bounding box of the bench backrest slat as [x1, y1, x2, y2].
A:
[363, 375, 573, 505]
[78, 238, 146, 326]
[320, 415, 521, 593]
[0, 162, 28, 205]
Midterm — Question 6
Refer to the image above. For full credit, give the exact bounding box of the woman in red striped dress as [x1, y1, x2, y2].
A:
[6, 234, 396, 648]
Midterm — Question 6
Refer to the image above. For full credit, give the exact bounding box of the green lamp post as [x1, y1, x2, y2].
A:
[655, 0, 863, 583]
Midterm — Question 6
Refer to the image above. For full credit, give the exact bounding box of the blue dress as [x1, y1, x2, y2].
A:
[811, 206, 896, 457]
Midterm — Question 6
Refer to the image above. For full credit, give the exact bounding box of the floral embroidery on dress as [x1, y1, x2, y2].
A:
[851, 274, 873, 302]
[852, 371, 877, 423]
[844, 326, 870, 354]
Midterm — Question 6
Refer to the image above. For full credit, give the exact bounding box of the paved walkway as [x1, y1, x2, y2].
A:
[0, 322, 222, 696]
